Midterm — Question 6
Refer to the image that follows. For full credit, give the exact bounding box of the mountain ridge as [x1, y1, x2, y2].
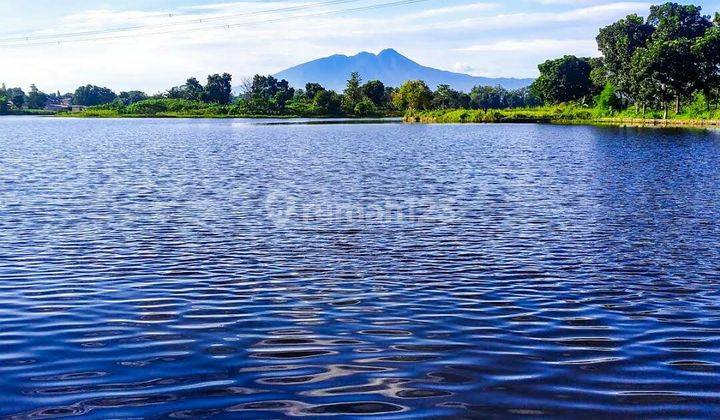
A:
[272, 49, 534, 92]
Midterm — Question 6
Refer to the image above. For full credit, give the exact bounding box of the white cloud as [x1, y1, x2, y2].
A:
[406, 2, 499, 19]
[458, 39, 599, 55]
[0, 1, 652, 91]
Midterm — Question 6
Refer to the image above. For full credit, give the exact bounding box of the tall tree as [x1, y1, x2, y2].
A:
[433, 84, 469, 109]
[247, 75, 294, 113]
[272, 79, 295, 112]
[361, 80, 386, 107]
[204, 73, 233, 104]
[184, 77, 205, 101]
[597, 14, 655, 99]
[342, 72, 363, 112]
[531, 55, 593, 104]
[392, 80, 433, 111]
[0, 84, 8, 114]
[692, 25, 720, 108]
[305, 83, 325, 101]
[26, 84, 48, 109]
[118, 91, 148, 105]
[644, 3, 713, 113]
[648, 2, 712, 41]
[72, 85, 116, 106]
[7, 87, 26, 108]
[470, 85, 507, 112]
[588, 57, 608, 95]
[631, 41, 692, 118]
[506, 87, 541, 108]
[313, 90, 342, 115]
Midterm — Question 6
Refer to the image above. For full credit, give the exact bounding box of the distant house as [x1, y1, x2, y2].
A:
[45, 103, 70, 112]
[44, 97, 73, 112]
[71, 105, 87, 112]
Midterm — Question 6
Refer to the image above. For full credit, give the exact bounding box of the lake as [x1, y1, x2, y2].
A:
[1, 117, 720, 418]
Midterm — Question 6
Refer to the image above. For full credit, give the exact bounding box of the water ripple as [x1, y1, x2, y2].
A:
[1, 118, 720, 417]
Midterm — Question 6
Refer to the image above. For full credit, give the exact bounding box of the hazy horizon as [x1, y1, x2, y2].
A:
[1, 0, 719, 92]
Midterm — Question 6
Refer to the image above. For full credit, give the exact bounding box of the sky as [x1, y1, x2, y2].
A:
[1, 0, 719, 93]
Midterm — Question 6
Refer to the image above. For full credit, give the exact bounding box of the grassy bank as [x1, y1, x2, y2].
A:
[59, 98, 395, 119]
[405, 105, 720, 127]
[0, 109, 56, 116]
[405, 106, 594, 124]
[61, 99, 264, 119]
[53, 100, 720, 128]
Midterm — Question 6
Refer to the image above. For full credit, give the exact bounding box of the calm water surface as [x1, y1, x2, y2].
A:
[1, 117, 720, 418]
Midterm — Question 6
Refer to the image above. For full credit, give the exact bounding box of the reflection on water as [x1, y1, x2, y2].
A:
[1, 118, 720, 418]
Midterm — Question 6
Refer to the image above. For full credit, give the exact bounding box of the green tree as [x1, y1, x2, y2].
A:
[272, 79, 295, 112]
[597, 14, 655, 100]
[247, 75, 294, 113]
[354, 99, 378, 117]
[342, 72, 363, 112]
[361, 80, 386, 107]
[392, 80, 433, 111]
[305, 83, 325, 101]
[432, 84, 469, 109]
[588, 57, 608, 95]
[204, 73, 233, 104]
[692, 25, 720, 109]
[648, 2, 712, 41]
[505, 87, 542, 108]
[631, 41, 682, 118]
[73, 85, 116, 106]
[27, 84, 49, 109]
[531, 55, 593, 104]
[313, 90, 342, 115]
[595, 83, 623, 114]
[658, 39, 696, 114]
[0, 85, 8, 114]
[7, 87, 26, 108]
[185, 78, 205, 101]
[470, 85, 507, 112]
[118, 91, 148, 105]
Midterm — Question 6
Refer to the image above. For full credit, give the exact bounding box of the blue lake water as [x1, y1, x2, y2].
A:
[1, 117, 720, 418]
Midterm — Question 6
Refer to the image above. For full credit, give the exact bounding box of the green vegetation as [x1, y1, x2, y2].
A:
[73, 85, 117, 106]
[26, 85, 48, 109]
[69, 99, 239, 118]
[0, 83, 55, 115]
[410, 2, 720, 126]
[408, 96, 720, 125]
[5, 2, 719, 126]
[406, 105, 597, 124]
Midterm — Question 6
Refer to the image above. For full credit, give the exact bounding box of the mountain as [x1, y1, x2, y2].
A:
[272, 49, 534, 92]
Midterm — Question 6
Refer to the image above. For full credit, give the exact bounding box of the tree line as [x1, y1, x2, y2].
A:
[0, 84, 61, 112]
[530, 2, 720, 118]
[1, 72, 541, 117]
[7, 2, 715, 119]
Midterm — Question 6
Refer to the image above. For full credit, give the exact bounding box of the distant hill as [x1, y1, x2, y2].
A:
[272, 49, 534, 92]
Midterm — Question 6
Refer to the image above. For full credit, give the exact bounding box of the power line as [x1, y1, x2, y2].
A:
[0, 0, 432, 48]
[0, 0, 362, 43]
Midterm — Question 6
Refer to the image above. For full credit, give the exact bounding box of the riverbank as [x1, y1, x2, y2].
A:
[405, 107, 720, 129]
[0, 109, 56, 116]
[11, 105, 720, 129]
[58, 110, 301, 119]
[54, 98, 398, 119]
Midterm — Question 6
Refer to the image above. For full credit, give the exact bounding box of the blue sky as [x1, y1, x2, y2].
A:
[1, 0, 719, 92]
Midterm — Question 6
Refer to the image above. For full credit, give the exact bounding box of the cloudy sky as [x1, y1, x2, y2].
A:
[1, 0, 718, 93]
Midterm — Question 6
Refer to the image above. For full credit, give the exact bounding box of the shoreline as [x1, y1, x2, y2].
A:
[404, 114, 720, 130]
[4, 113, 720, 130]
